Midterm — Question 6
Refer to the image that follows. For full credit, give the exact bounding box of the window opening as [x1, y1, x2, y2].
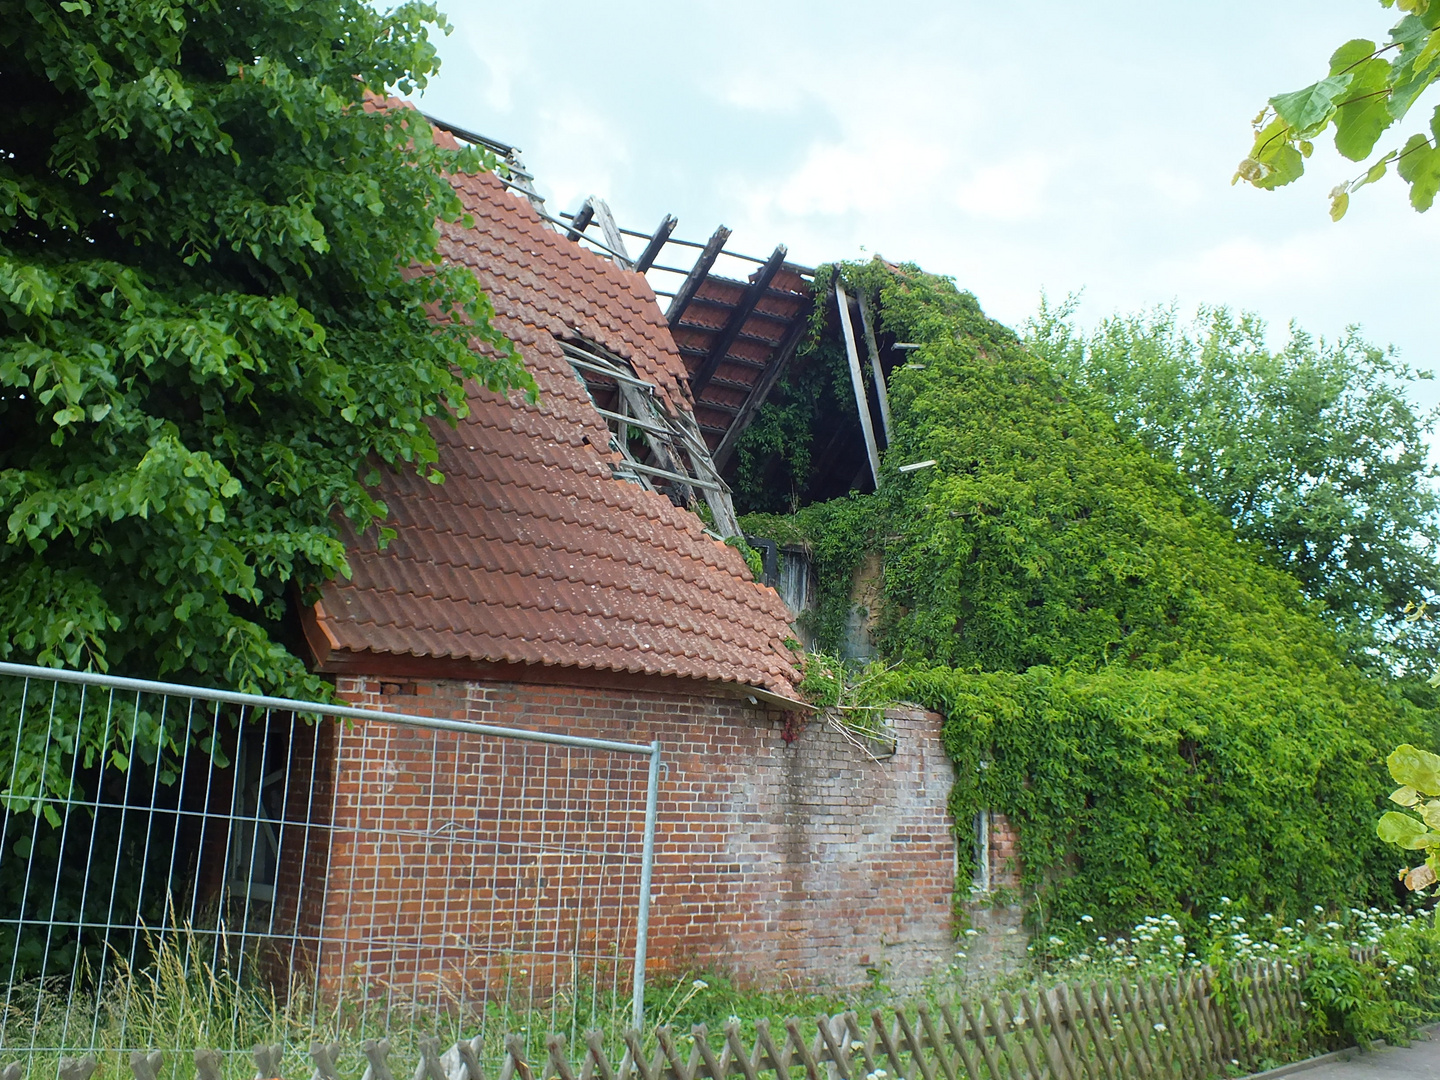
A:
[561, 336, 742, 536]
[227, 727, 288, 905]
[970, 810, 991, 896]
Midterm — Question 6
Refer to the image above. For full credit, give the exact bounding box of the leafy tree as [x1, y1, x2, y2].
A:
[1237, 0, 1440, 218]
[0, 0, 530, 696]
[1028, 299, 1440, 665]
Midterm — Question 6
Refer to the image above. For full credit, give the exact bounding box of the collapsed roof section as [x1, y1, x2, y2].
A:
[427, 117, 819, 481]
[558, 211, 815, 474]
[660, 239, 813, 472]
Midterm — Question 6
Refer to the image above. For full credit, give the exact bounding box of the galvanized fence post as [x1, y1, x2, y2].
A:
[630, 740, 662, 1030]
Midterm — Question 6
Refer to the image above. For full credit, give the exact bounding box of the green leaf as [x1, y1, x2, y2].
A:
[1329, 39, 1378, 74]
[1271, 74, 1353, 133]
[1378, 810, 1429, 847]
[1242, 119, 1306, 189]
[1418, 27, 1440, 71]
[1355, 155, 1394, 190]
[1389, 743, 1440, 794]
[1330, 190, 1350, 220]
[1396, 131, 1440, 209]
[1331, 58, 1395, 160]
[1391, 784, 1422, 806]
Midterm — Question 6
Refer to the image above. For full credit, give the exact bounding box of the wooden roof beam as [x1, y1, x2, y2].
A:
[712, 306, 810, 472]
[689, 244, 788, 398]
[666, 225, 731, 329]
[634, 214, 678, 273]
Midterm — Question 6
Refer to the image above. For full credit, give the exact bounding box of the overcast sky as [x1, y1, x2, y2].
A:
[413, 0, 1440, 405]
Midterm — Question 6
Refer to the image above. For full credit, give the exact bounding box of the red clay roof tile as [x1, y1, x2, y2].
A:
[316, 164, 800, 699]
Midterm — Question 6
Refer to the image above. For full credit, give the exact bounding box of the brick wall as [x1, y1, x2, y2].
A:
[275, 679, 958, 996]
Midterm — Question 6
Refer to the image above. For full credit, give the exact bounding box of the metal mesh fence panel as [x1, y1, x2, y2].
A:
[0, 663, 660, 1072]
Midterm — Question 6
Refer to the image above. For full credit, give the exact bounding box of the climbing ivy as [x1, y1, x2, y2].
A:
[894, 663, 1427, 934]
[741, 493, 881, 651]
[750, 258, 1439, 934]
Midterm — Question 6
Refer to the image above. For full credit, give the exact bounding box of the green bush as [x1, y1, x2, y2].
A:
[899, 664, 1426, 933]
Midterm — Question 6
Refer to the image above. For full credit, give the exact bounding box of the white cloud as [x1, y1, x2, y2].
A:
[528, 102, 634, 214]
[420, 0, 1440, 394]
[953, 156, 1055, 222]
[454, 20, 532, 115]
[1173, 232, 1341, 293]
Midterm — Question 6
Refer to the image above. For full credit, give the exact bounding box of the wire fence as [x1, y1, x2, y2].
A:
[0, 662, 661, 1070]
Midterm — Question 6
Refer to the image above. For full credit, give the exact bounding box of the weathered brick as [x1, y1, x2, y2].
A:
[272, 684, 961, 997]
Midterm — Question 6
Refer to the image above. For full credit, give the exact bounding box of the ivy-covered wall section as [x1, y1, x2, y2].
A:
[740, 259, 1436, 936]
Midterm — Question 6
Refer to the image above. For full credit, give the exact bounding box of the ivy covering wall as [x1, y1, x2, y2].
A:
[741, 260, 1436, 934]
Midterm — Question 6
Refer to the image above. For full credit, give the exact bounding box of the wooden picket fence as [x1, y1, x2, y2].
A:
[5, 961, 1318, 1080]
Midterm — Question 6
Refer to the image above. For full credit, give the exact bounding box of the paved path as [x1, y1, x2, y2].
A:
[1279, 1030, 1440, 1079]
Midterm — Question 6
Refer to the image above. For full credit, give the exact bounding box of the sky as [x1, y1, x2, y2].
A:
[413, 0, 1440, 405]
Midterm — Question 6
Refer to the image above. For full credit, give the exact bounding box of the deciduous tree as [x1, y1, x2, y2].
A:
[1028, 299, 1440, 665]
[0, 0, 529, 694]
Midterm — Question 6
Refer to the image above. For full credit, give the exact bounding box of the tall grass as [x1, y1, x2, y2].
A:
[0, 923, 848, 1080]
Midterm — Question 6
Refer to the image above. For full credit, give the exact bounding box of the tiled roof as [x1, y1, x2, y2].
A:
[311, 154, 801, 700]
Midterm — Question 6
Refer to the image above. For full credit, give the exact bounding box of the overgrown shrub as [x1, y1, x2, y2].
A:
[743, 260, 1438, 934]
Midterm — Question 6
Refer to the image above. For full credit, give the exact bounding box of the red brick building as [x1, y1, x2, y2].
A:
[287, 132, 962, 995]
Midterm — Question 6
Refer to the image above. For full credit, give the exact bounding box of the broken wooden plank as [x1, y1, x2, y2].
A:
[834, 280, 882, 491]
[589, 197, 633, 269]
[856, 290, 892, 445]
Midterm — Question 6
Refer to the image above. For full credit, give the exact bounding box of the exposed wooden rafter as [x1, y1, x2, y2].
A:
[713, 311, 809, 472]
[835, 280, 882, 490]
[666, 225, 731, 329]
[634, 215, 678, 273]
[565, 198, 595, 241]
[689, 244, 788, 398]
